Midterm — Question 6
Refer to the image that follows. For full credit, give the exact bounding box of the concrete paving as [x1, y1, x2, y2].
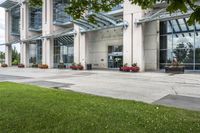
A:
[154, 95, 200, 111]
[0, 67, 200, 111]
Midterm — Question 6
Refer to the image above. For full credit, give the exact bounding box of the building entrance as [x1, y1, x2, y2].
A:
[108, 45, 123, 68]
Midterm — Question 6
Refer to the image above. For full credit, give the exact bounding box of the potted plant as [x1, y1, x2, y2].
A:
[165, 59, 184, 74]
[77, 63, 84, 70]
[119, 63, 140, 72]
[70, 63, 84, 70]
[120, 63, 130, 72]
[70, 63, 77, 70]
[18, 64, 25, 68]
[1, 64, 8, 68]
[130, 63, 140, 72]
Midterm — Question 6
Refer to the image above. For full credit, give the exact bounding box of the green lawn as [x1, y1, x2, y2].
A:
[0, 82, 200, 133]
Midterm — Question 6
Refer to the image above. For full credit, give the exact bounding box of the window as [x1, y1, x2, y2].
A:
[160, 18, 200, 70]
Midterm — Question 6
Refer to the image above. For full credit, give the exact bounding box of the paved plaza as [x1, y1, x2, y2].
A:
[0, 67, 200, 111]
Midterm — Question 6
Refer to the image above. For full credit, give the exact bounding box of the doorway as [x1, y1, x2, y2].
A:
[108, 45, 123, 68]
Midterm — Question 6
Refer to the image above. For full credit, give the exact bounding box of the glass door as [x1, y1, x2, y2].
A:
[108, 45, 123, 68]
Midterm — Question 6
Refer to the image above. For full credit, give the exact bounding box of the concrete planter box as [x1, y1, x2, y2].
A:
[165, 66, 185, 74]
[58, 63, 66, 69]
[18, 64, 25, 68]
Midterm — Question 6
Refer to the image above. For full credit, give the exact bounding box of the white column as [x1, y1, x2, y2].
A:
[42, 38, 54, 68]
[20, 1, 28, 40]
[74, 24, 88, 68]
[5, 10, 11, 43]
[42, 0, 53, 35]
[123, 0, 145, 71]
[74, 25, 81, 64]
[5, 45, 12, 66]
[20, 42, 29, 67]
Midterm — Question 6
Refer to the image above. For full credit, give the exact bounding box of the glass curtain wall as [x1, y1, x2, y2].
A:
[29, 7, 42, 31]
[11, 6, 20, 35]
[53, 38, 74, 68]
[53, 0, 71, 24]
[160, 18, 200, 70]
[29, 40, 42, 65]
[108, 45, 123, 68]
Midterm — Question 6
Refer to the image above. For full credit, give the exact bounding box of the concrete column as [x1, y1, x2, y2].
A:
[74, 24, 88, 68]
[74, 25, 81, 64]
[144, 21, 160, 71]
[20, 42, 29, 67]
[5, 10, 11, 43]
[123, 0, 145, 71]
[42, 38, 54, 68]
[20, 1, 28, 40]
[79, 33, 87, 68]
[5, 45, 12, 66]
[42, 0, 53, 35]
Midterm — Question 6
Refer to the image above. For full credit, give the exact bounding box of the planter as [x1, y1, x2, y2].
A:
[165, 66, 185, 74]
[58, 63, 66, 69]
[1, 64, 8, 68]
[32, 64, 38, 68]
[18, 64, 25, 68]
[38, 64, 48, 69]
[70, 65, 84, 70]
[120, 66, 140, 72]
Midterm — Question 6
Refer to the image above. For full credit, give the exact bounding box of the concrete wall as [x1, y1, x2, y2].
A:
[86, 28, 123, 69]
[144, 21, 159, 71]
[123, 0, 145, 71]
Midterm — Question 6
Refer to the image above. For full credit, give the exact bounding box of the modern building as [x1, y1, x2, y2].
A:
[0, 0, 200, 71]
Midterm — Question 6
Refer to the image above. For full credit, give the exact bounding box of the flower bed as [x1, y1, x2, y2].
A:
[18, 64, 25, 68]
[120, 66, 140, 72]
[70, 63, 84, 70]
[38, 64, 48, 69]
[1, 64, 8, 68]
[119, 63, 140, 72]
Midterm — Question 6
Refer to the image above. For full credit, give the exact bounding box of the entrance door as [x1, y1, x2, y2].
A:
[108, 45, 123, 68]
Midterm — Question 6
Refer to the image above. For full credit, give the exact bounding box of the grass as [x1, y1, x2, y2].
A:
[0, 82, 200, 133]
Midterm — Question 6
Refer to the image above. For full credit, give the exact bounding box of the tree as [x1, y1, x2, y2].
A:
[12, 46, 20, 65]
[29, 0, 200, 25]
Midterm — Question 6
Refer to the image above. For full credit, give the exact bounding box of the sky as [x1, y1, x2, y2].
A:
[0, 7, 20, 53]
[0, 7, 5, 52]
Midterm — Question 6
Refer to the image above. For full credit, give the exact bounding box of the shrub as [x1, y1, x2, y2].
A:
[70, 63, 84, 70]
[32, 64, 38, 68]
[1, 64, 8, 68]
[18, 64, 25, 68]
[119, 63, 140, 72]
[38, 64, 48, 69]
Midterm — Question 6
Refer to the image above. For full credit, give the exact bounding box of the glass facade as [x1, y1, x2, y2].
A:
[160, 18, 200, 70]
[29, 40, 42, 65]
[29, 7, 42, 31]
[11, 6, 20, 35]
[53, 38, 74, 68]
[53, 0, 72, 24]
[108, 45, 123, 68]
